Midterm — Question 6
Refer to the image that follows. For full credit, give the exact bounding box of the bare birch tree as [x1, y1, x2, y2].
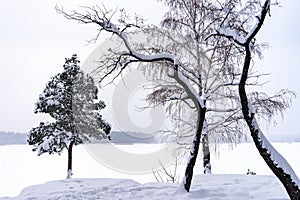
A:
[142, 0, 295, 176]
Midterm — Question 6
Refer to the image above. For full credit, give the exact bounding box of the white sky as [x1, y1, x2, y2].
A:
[0, 0, 299, 137]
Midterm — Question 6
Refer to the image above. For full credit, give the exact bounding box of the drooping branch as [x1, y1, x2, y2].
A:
[250, 89, 296, 123]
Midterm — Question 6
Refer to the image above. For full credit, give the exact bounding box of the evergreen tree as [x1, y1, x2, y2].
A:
[28, 54, 111, 179]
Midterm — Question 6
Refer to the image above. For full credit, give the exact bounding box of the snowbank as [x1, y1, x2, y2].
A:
[0, 175, 289, 200]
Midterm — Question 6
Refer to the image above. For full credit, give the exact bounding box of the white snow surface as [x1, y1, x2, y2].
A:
[0, 175, 290, 200]
[0, 143, 299, 199]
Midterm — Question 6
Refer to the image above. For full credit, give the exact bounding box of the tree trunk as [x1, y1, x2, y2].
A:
[67, 140, 74, 179]
[202, 132, 211, 174]
[239, 45, 300, 199]
[249, 125, 300, 199]
[182, 106, 206, 192]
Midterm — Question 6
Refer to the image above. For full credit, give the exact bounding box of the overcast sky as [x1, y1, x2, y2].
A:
[0, 0, 299, 138]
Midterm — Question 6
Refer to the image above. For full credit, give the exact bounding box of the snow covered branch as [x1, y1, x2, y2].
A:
[57, 6, 207, 110]
[168, 68, 205, 110]
[214, 0, 270, 47]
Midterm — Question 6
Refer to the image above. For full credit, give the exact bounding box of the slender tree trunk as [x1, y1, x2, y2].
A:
[67, 140, 74, 179]
[183, 106, 206, 192]
[202, 132, 211, 174]
[249, 125, 300, 200]
[239, 45, 300, 199]
[215, 1, 300, 198]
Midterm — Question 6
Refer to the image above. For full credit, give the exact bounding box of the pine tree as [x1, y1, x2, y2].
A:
[28, 54, 111, 179]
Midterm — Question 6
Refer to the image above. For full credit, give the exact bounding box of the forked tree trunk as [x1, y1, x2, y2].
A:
[66, 140, 74, 179]
[183, 106, 206, 192]
[202, 132, 211, 174]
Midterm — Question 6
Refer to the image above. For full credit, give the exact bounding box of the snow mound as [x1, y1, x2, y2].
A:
[0, 175, 289, 200]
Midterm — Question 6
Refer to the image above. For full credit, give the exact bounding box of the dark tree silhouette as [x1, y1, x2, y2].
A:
[28, 54, 111, 179]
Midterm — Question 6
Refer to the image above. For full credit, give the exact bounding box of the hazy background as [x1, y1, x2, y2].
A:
[0, 0, 299, 139]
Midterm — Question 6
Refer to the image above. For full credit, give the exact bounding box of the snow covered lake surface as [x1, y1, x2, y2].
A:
[0, 143, 299, 199]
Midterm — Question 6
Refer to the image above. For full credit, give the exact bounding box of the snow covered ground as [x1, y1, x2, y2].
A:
[0, 175, 291, 200]
[0, 143, 299, 199]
